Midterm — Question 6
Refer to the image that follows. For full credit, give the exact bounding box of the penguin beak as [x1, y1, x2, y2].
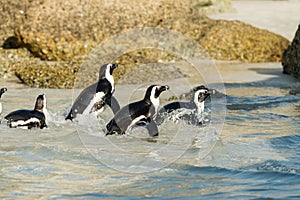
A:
[159, 85, 169, 92]
[111, 63, 118, 70]
[207, 89, 216, 95]
[198, 89, 210, 102]
[154, 85, 169, 98]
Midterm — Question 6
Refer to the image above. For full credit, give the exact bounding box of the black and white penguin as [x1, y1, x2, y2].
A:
[0, 87, 7, 115]
[65, 63, 120, 120]
[156, 85, 210, 125]
[106, 85, 169, 137]
[5, 94, 48, 129]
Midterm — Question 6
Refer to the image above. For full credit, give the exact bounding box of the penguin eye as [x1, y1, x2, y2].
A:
[200, 90, 208, 95]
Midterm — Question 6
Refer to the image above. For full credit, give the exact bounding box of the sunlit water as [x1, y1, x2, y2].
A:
[0, 80, 300, 199]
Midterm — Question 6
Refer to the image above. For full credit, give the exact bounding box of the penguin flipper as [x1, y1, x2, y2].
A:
[65, 111, 74, 121]
[154, 112, 164, 126]
[106, 118, 125, 135]
[145, 118, 159, 137]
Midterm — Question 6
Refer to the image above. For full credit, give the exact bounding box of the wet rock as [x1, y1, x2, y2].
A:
[2, 36, 22, 49]
[282, 24, 300, 78]
[200, 20, 290, 63]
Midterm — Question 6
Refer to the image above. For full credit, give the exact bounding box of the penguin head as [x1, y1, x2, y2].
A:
[0, 87, 7, 98]
[145, 85, 169, 103]
[192, 85, 210, 103]
[34, 94, 47, 112]
[99, 63, 118, 79]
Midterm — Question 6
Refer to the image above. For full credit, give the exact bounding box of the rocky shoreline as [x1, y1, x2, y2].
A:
[282, 25, 300, 79]
[0, 0, 291, 88]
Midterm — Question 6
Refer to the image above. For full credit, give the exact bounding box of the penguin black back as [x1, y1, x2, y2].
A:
[4, 94, 48, 129]
[106, 85, 169, 137]
[157, 85, 210, 125]
[65, 63, 120, 120]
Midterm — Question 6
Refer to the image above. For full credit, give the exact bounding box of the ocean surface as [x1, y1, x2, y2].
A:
[0, 73, 300, 199]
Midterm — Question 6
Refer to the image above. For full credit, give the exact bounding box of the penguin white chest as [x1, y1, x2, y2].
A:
[105, 71, 115, 93]
[127, 115, 146, 132]
[83, 92, 105, 115]
[196, 101, 205, 114]
[0, 102, 2, 114]
[150, 96, 160, 114]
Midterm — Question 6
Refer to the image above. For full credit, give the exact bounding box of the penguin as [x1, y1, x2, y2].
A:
[0, 87, 7, 115]
[106, 85, 169, 137]
[156, 85, 210, 125]
[5, 94, 48, 129]
[179, 86, 225, 100]
[65, 63, 120, 120]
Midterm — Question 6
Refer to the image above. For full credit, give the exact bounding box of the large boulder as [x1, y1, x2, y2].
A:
[1, 0, 228, 61]
[200, 20, 289, 63]
[0, 0, 291, 88]
[282, 24, 300, 78]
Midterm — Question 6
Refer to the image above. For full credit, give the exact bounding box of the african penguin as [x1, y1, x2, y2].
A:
[5, 94, 48, 129]
[65, 63, 120, 120]
[156, 85, 210, 125]
[106, 85, 169, 137]
[0, 87, 7, 115]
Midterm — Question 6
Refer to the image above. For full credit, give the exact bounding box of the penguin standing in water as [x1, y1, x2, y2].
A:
[106, 85, 169, 137]
[65, 63, 120, 120]
[156, 85, 210, 125]
[0, 87, 7, 115]
[5, 94, 48, 129]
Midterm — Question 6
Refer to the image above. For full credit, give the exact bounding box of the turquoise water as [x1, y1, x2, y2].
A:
[0, 81, 300, 199]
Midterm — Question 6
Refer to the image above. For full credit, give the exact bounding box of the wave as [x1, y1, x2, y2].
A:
[227, 95, 300, 111]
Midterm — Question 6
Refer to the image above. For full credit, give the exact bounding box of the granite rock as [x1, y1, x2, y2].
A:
[282, 24, 300, 78]
[0, 0, 291, 88]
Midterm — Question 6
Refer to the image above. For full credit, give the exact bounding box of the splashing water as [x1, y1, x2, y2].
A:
[0, 83, 300, 198]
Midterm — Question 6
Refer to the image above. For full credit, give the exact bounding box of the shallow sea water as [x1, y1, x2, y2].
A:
[0, 76, 300, 199]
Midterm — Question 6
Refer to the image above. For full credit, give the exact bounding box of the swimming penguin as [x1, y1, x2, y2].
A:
[179, 86, 225, 100]
[65, 63, 120, 120]
[106, 85, 169, 137]
[156, 85, 210, 125]
[5, 94, 48, 129]
[0, 87, 7, 115]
